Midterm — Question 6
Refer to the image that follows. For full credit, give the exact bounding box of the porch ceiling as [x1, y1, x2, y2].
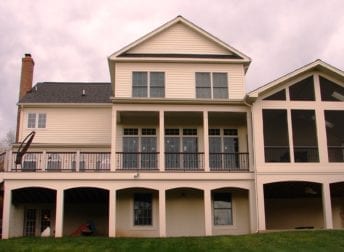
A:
[65, 188, 109, 204]
[12, 188, 56, 204]
[264, 182, 322, 199]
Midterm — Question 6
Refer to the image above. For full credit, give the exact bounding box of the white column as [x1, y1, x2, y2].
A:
[108, 189, 117, 237]
[203, 111, 209, 172]
[159, 189, 166, 237]
[55, 189, 64, 237]
[256, 181, 266, 231]
[246, 111, 254, 171]
[249, 187, 258, 233]
[111, 108, 117, 171]
[2, 186, 12, 239]
[322, 183, 333, 229]
[75, 150, 80, 172]
[159, 110, 165, 172]
[203, 189, 212, 236]
[287, 109, 295, 163]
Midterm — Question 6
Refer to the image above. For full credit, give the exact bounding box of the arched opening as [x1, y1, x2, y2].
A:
[166, 187, 204, 237]
[211, 187, 250, 235]
[116, 187, 158, 237]
[330, 182, 344, 229]
[264, 181, 323, 229]
[64, 187, 109, 236]
[11, 187, 56, 237]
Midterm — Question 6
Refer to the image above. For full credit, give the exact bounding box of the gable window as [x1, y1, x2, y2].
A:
[196, 72, 228, 99]
[213, 192, 233, 225]
[289, 76, 315, 101]
[134, 193, 152, 226]
[27, 113, 47, 129]
[320, 76, 344, 101]
[132, 72, 165, 98]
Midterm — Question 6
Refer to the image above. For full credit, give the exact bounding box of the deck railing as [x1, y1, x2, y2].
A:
[209, 153, 249, 171]
[116, 152, 159, 170]
[10, 152, 111, 172]
[165, 152, 204, 171]
[264, 146, 290, 162]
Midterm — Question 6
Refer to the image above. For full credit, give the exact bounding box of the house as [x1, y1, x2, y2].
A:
[0, 16, 343, 239]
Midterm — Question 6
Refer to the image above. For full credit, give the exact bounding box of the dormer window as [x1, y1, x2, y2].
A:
[195, 72, 228, 99]
[132, 71, 165, 98]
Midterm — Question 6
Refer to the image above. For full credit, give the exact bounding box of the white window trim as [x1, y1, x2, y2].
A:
[26, 112, 47, 129]
[132, 71, 165, 98]
[196, 72, 228, 99]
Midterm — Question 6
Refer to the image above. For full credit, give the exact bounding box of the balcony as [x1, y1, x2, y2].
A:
[165, 152, 204, 171]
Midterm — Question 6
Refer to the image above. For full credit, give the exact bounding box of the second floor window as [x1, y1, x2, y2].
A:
[196, 72, 228, 99]
[132, 72, 165, 98]
[27, 113, 46, 129]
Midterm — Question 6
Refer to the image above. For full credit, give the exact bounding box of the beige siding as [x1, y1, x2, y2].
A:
[21, 107, 112, 144]
[128, 22, 231, 55]
[115, 62, 245, 100]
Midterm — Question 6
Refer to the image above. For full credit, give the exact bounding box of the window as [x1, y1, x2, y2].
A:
[209, 129, 239, 170]
[165, 128, 198, 169]
[263, 89, 286, 100]
[122, 128, 157, 169]
[27, 113, 46, 128]
[320, 76, 344, 101]
[132, 72, 165, 98]
[196, 72, 228, 99]
[213, 192, 232, 225]
[134, 193, 152, 225]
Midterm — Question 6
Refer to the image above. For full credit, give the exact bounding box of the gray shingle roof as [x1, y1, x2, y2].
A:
[19, 82, 112, 103]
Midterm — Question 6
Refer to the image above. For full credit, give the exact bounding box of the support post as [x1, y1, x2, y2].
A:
[204, 189, 212, 236]
[108, 189, 117, 237]
[322, 183, 333, 229]
[159, 189, 166, 237]
[55, 189, 64, 237]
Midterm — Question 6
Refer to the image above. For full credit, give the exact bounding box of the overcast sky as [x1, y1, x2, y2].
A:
[0, 0, 343, 140]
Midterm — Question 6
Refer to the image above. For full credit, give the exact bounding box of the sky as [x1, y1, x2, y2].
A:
[0, 0, 344, 139]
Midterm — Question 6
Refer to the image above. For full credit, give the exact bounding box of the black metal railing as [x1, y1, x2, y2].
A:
[46, 152, 77, 171]
[10, 152, 111, 172]
[294, 146, 319, 162]
[80, 152, 111, 171]
[116, 152, 159, 170]
[328, 146, 344, 162]
[264, 146, 290, 162]
[12, 152, 44, 171]
[165, 152, 204, 171]
[209, 153, 249, 171]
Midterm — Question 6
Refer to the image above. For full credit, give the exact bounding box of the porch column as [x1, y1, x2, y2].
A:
[108, 189, 117, 237]
[204, 189, 212, 236]
[159, 189, 166, 237]
[55, 189, 64, 237]
[249, 187, 258, 233]
[246, 111, 254, 171]
[322, 183, 333, 229]
[203, 111, 209, 172]
[256, 182, 266, 231]
[111, 108, 117, 171]
[159, 110, 165, 171]
[2, 186, 12, 239]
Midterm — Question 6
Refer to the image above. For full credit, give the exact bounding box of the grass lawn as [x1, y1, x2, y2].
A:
[0, 230, 343, 252]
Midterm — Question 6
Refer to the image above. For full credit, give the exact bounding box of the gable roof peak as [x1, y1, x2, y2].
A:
[108, 15, 251, 62]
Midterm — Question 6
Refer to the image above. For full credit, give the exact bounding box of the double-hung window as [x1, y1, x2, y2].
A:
[132, 72, 165, 98]
[134, 193, 152, 226]
[27, 113, 47, 129]
[196, 72, 228, 99]
[213, 192, 233, 225]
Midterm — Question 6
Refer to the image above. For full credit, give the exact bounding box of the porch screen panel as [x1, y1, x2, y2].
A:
[324, 110, 344, 162]
[209, 137, 222, 169]
[262, 109, 290, 162]
[291, 110, 319, 162]
[223, 137, 239, 169]
[182, 137, 198, 169]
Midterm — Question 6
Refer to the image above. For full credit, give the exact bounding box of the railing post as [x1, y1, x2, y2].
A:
[41, 150, 46, 171]
[75, 150, 80, 172]
[159, 110, 165, 172]
[203, 111, 209, 172]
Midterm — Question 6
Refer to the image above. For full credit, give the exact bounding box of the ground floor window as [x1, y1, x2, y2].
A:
[134, 193, 152, 226]
[213, 192, 232, 225]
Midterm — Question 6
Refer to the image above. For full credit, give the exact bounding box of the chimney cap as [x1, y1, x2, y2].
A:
[24, 53, 32, 57]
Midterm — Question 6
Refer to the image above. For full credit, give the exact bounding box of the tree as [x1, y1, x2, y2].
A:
[0, 130, 15, 152]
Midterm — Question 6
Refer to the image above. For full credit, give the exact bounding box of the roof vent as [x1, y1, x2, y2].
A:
[82, 89, 86, 96]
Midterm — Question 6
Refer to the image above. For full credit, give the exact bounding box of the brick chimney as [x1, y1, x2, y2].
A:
[16, 54, 35, 142]
[19, 53, 34, 100]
